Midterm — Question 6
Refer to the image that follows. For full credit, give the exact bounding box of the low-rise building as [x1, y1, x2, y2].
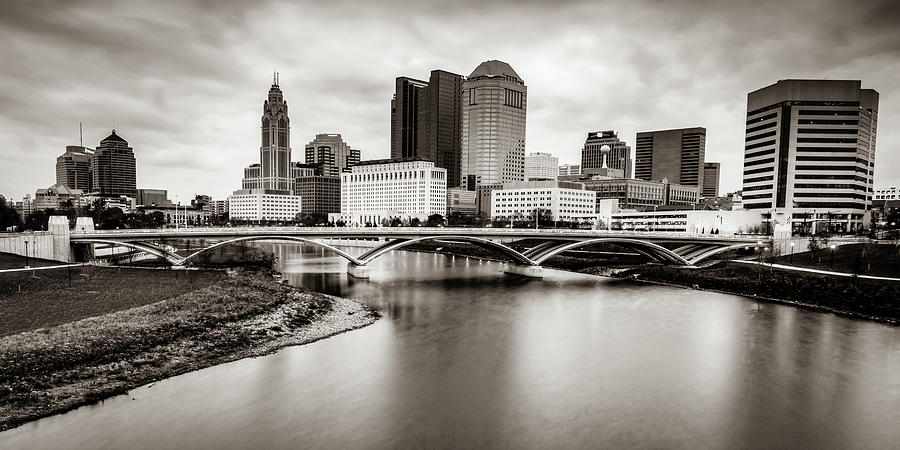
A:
[447, 187, 477, 216]
[875, 187, 899, 201]
[337, 158, 447, 225]
[34, 183, 86, 210]
[137, 188, 171, 207]
[609, 209, 763, 235]
[227, 189, 302, 222]
[579, 176, 700, 210]
[294, 175, 341, 214]
[490, 180, 595, 222]
[559, 164, 581, 177]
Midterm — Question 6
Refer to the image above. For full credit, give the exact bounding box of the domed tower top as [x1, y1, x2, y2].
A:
[468, 60, 523, 84]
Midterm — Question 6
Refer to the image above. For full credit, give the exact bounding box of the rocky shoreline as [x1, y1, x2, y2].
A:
[0, 270, 380, 431]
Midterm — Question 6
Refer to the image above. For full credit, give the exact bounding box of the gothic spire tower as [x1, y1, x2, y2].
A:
[259, 73, 292, 191]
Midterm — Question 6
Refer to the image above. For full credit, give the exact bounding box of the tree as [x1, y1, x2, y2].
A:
[0, 196, 23, 230]
[426, 214, 444, 227]
[390, 217, 402, 227]
[527, 208, 553, 228]
[98, 208, 126, 230]
[410, 217, 422, 227]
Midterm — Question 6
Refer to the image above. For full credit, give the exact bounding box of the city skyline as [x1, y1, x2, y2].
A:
[1, 0, 898, 202]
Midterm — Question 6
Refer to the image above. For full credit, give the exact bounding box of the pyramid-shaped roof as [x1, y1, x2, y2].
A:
[101, 130, 128, 144]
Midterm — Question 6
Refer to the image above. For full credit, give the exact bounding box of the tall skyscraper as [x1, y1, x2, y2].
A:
[56, 146, 93, 191]
[525, 152, 559, 180]
[389, 70, 464, 187]
[582, 131, 631, 178]
[461, 60, 527, 190]
[259, 74, 292, 191]
[424, 70, 464, 188]
[92, 130, 136, 197]
[304, 133, 361, 176]
[702, 162, 720, 198]
[741, 79, 878, 233]
[634, 127, 706, 188]
[391, 77, 428, 159]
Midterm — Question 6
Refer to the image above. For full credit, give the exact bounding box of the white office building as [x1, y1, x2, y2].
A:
[227, 190, 301, 221]
[338, 158, 447, 225]
[525, 152, 559, 181]
[490, 180, 595, 222]
[559, 164, 581, 177]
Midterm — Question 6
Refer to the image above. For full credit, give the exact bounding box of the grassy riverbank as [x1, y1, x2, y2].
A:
[0, 268, 379, 431]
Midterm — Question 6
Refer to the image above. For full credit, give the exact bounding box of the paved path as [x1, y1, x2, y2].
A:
[0, 263, 89, 274]
[733, 260, 900, 282]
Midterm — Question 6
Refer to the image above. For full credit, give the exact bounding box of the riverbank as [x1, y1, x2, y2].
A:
[400, 241, 899, 324]
[0, 268, 380, 431]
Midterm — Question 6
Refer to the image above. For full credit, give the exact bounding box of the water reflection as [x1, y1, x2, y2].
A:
[1, 243, 898, 449]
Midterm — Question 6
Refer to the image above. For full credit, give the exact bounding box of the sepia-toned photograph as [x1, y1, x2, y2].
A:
[0, 0, 898, 448]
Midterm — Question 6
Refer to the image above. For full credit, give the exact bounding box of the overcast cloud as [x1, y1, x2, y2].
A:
[1, 0, 898, 202]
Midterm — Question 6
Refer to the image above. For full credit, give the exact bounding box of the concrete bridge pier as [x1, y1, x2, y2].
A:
[347, 263, 370, 279]
[504, 263, 544, 278]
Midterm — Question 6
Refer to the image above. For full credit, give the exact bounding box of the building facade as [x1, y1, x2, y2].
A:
[304, 134, 361, 177]
[92, 130, 137, 198]
[461, 60, 527, 190]
[490, 181, 595, 222]
[609, 209, 763, 235]
[447, 187, 477, 216]
[634, 127, 706, 188]
[137, 188, 169, 207]
[559, 164, 581, 177]
[390, 70, 465, 187]
[56, 146, 93, 191]
[582, 130, 631, 178]
[34, 183, 85, 210]
[875, 187, 898, 201]
[258, 76, 293, 191]
[740, 79, 878, 233]
[227, 190, 301, 222]
[339, 158, 447, 225]
[702, 162, 720, 198]
[525, 152, 559, 181]
[580, 177, 700, 210]
[294, 175, 341, 214]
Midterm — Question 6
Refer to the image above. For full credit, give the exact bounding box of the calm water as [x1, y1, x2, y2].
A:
[2, 244, 899, 449]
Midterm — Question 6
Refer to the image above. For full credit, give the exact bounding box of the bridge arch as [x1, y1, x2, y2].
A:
[358, 235, 536, 266]
[74, 239, 183, 264]
[686, 243, 755, 265]
[529, 238, 692, 266]
[179, 235, 364, 266]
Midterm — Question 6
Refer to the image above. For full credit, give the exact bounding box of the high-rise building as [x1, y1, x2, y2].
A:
[741, 79, 878, 233]
[304, 134, 361, 176]
[461, 60, 527, 190]
[525, 152, 559, 180]
[258, 75, 292, 191]
[390, 77, 428, 160]
[56, 146, 93, 191]
[634, 127, 706, 188]
[389, 70, 464, 187]
[582, 131, 631, 178]
[424, 70, 464, 187]
[702, 162, 720, 198]
[92, 130, 137, 198]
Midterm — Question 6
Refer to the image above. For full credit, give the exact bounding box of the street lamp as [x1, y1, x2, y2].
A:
[829, 244, 836, 269]
[24, 239, 29, 268]
[789, 242, 795, 264]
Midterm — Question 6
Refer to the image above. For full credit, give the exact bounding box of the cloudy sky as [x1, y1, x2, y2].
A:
[1, 0, 897, 202]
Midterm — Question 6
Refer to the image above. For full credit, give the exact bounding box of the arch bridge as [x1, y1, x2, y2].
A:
[68, 227, 770, 278]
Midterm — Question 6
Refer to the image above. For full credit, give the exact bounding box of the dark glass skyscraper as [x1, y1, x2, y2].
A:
[390, 70, 464, 187]
[634, 127, 706, 188]
[581, 130, 631, 178]
[92, 130, 136, 197]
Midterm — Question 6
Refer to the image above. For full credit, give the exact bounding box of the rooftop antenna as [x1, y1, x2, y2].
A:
[79, 122, 83, 147]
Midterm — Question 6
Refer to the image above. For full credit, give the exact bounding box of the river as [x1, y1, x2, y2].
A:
[2, 244, 899, 449]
